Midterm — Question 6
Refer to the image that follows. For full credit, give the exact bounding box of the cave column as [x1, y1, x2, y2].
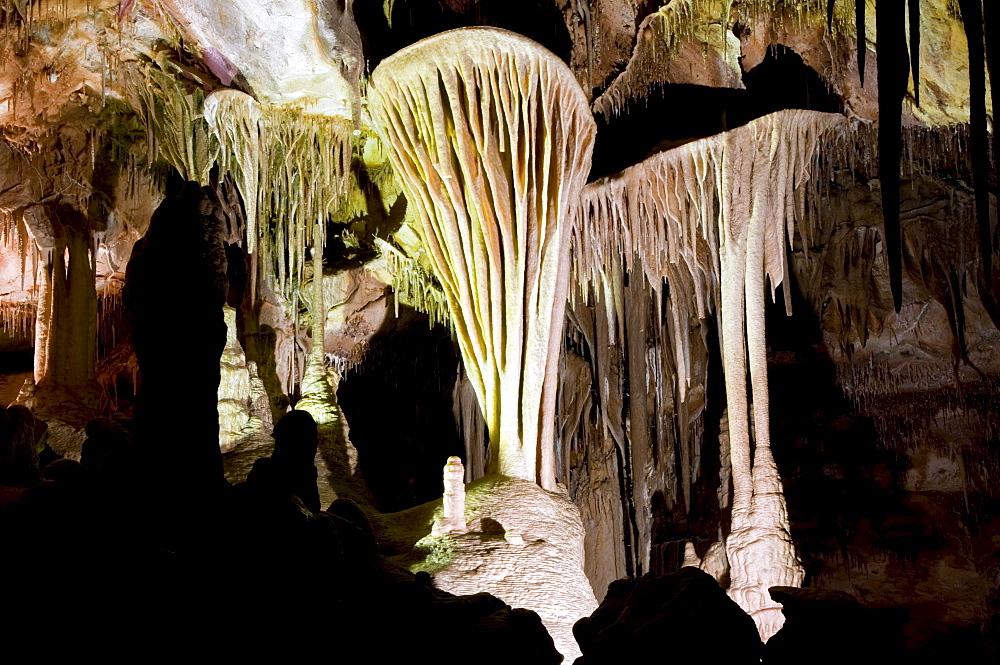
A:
[32, 242, 55, 387]
[721, 122, 803, 641]
[369, 28, 595, 491]
[294, 218, 369, 507]
[23, 202, 99, 421]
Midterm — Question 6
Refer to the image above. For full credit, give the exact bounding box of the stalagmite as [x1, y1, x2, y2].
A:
[682, 541, 702, 568]
[218, 305, 252, 453]
[369, 27, 596, 489]
[434, 456, 467, 535]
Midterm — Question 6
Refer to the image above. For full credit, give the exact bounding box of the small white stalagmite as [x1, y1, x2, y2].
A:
[435, 456, 467, 535]
[682, 541, 703, 568]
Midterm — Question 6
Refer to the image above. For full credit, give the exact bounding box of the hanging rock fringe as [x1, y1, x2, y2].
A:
[0, 300, 34, 337]
[0, 211, 34, 337]
[373, 238, 450, 328]
[97, 280, 125, 354]
[205, 90, 353, 307]
[121, 59, 218, 185]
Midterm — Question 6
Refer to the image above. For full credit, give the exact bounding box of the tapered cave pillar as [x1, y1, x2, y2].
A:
[370, 29, 600, 661]
[294, 226, 369, 507]
[716, 116, 810, 641]
[22, 203, 99, 423]
[124, 179, 228, 499]
[369, 27, 596, 489]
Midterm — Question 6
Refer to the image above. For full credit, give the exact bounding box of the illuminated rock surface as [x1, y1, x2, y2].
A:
[0, 0, 998, 660]
[409, 474, 598, 661]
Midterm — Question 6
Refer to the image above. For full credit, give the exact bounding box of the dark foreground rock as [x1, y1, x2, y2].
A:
[573, 567, 762, 664]
[763, 586, 904, 665]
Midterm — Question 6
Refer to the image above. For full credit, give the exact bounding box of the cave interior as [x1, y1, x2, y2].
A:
[0, 0, 999, 662]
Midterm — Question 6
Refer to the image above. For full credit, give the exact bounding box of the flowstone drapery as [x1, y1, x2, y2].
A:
[204, 90, 354, 309]
[369, 27, 595, 489]
[576, 109, 844, 638]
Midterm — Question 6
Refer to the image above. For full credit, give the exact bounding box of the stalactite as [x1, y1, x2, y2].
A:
[856, 0, 867, 86]
[987, 3, 1000, 212]
[369, 27, 596, 489]
[819, 226, 886, 353]
[0, 301, 33, 336]
[122, 58, 218, 185]
[876, 0, 909, 313]
[96, 281, 124, 354]
[0, 213, 36, 337]
[958, 0, 993, 290]
[373, 238, 451, 328]
[908, 0, 920, 107]
[205, 89, 354, 310]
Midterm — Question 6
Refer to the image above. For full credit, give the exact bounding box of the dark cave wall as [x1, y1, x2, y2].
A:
[337, 304, 466, 513]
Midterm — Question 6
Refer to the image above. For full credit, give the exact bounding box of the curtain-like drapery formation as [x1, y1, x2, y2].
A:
[575, 109, 844, 637]
[369, 27, 596, 489]
[205, 89, 353, 307]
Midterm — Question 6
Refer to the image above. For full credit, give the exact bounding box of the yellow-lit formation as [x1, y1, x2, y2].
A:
[369, 28, 596, 489]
